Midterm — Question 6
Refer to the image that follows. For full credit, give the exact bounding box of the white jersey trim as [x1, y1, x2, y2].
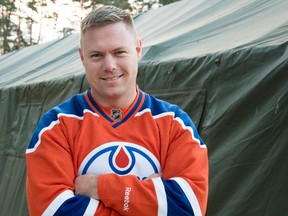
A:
[135, 109, 206, 148]
[26, 119, 60, 154]
[83, 198, 99, 215]
[171, 177, 202, 216]
[152, 177, 168, 216]
[26, 109, 98, 154]
[135, 108, 150, 117]
[42, 190, 74, 216]
[174, 117, 207, 148]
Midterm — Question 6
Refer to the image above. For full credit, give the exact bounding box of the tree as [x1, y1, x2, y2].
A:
[159, 0, 178, 5]
[35, 0, 48, 44]
[0, 0, 27, 54]
[0, 0, 180, 55]
[130, 0, 180, 15]
[26, 0, 38, 45]
[72, 0, 131, 17]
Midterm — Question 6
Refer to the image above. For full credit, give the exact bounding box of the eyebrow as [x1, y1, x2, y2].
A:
[114, 46, 127, 51]
[88, 50, 102, 54]
[88, 46, 127, 54]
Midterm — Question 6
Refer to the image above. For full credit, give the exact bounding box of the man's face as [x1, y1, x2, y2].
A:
[79, 22, 142, 107]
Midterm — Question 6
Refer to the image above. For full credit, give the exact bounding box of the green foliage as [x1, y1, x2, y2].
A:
[27, 1, 38, 12]
[0, 0, 23, 54]
[159, 0, 179, 5]
[74, 0, 131, 10]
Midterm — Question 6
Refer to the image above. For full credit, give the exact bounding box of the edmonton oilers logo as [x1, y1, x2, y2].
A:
[78, 142, 161, 180]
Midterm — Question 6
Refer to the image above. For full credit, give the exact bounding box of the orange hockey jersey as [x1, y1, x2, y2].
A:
[26, 88, 208, 216]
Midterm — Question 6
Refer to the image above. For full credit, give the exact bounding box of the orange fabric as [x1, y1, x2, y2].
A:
[26, 89, 208, 215]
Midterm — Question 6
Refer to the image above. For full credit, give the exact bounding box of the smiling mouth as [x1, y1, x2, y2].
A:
[101, 74, 123, 81]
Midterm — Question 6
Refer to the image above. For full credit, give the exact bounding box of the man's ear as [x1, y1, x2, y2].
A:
[136, 39, 142, 61]
[78, 48, 85, 64]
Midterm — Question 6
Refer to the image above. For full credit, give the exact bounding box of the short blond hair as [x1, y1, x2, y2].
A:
[80, 6, 137, 45]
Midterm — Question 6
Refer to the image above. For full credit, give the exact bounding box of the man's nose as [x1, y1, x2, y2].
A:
[103, 55, 116, 72]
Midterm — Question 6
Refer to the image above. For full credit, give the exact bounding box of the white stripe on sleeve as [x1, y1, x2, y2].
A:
[83, 198, 99, 215]
[152, 177, 168, 216]
[42, 190, 74, 216]
[171, 177, 202, 216]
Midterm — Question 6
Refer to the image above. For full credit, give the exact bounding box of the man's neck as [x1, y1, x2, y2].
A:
[90, 87, 138, 109]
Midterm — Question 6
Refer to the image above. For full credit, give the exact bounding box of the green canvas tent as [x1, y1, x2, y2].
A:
[0, 0, 287, 215]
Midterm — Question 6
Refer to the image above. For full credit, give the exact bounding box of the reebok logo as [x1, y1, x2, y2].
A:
[123, 187, 132, 211]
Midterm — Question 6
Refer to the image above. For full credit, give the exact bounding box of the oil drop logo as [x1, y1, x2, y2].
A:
[78, 142, 161, 180]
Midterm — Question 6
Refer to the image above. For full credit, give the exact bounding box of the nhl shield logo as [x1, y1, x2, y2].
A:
[111, 109, 122, 120]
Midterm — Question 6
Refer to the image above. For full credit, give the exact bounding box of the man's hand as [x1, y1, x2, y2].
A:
[74, 173, 161, 199]
[74, 174, 99, 200]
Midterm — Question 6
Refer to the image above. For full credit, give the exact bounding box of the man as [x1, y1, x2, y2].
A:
[26, 5, 208, 216]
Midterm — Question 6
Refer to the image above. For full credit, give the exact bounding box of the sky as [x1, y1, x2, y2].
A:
[35, 0, 84, 42]
[12, 0, 87, 43]
[12, 0, 160, 44]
